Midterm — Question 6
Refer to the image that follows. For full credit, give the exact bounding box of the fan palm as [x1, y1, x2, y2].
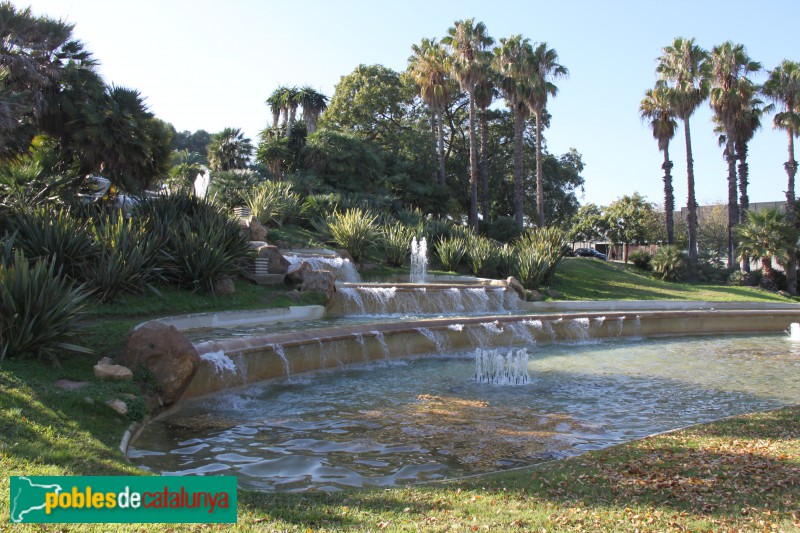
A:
[657, 37, 709, 263]
[640, 86, 678, 244]
[709, 41, 761, 268]
[207, 127, 253, 172]
[409, 38, 451, 187]
[736, 208, 797, 282]
[762, 59, 800, 294]
[265, 88, 284, 129]
[443, 19, 494, 230]
[297, 86, 328, 134]
[526, 42, 568, 228]
[493, 35, 534, 230]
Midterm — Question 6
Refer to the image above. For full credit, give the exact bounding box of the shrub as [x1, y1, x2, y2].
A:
[423, 218, 460, 242]
[83, 211, 161, 302]
[381, 223, 415, 267]
[651, 245, 688, 281]
[727, 270, 758, 286]
[207, 169, 263, 209]
[485, 216, 521, 243]
[465, 235, 502, 278]
[326, 208, 379, 263]
[435, 236, 467, 272]
[497, 244, 517, 279]
[0, 251, 90, 360]
[692, 251, 728, 283]
[513, 227, 568, 290]
[245, 180, 301, 227]
[629, 250, 652, 271]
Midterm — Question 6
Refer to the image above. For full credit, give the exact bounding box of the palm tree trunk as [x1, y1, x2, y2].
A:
[430, 114, 438, 184]
[512, 106, 525, 231]
[468, 91, 479, 231]
[726, 135, 738, 270]
[437, 110, 446, 187]
[535, 109, 545, 227]
[662, 144, 675, 245]
[785, 128, 798, 294]
[479, 108, 490, 223]
[762, 257, 774, 282]
[737, 141, 750, 272]
[683, 118, 698, 263]
[287, 107, 296, 136]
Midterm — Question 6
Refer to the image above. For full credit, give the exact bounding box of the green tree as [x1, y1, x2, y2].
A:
[207, 127, 253, 172]
[527, 42, 568, 228]
[568, 203, 605, 246]
[168, 149, 204, 193]
[303, 129, 384, 193]
[297, 86, 328, 134]
[657, 37, 709, 263]
[762, 59, 800, 295]
[443, 18, 494, 230]
[640, 86, 678, 244]
[475, 77, 495, 222]
[709, 41, 761, 269]
[604, 193, 656, 262]
[736, 208, 798, 283]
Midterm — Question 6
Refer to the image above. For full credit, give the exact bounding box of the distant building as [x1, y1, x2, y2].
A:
[675, 201, 786, 221]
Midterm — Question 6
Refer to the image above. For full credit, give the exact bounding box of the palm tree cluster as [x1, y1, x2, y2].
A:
[266, 86, 329, 136]
[642, 37, 800, 293]
[409, 19, 568, 231]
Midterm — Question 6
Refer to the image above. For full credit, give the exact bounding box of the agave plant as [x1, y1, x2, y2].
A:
[0, 251, 90, 360]
[434, 235, 467, 272]
[325, 208, 379, 263]
[381, 223, 415, 267]
[465, 234, 502, 278]
[245, 180, 300, 227]
[513, 227, 568, 289]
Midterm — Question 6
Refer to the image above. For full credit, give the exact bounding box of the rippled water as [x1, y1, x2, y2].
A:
[129, 334, 800, 491]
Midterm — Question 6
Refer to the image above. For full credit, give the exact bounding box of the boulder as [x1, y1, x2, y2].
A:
[118, 323, 200, 406]
[301, 270, 336, 299]
[247, 216, 268, 242]
[257, 245, 290, 274]
[506, 277, 526, 299]
[526, 289, 545, 302]
[94, 361, 133, 381]
[286, 261, 312, 283]
[106, 399, 128, 416]
[213, 277, 236, 296]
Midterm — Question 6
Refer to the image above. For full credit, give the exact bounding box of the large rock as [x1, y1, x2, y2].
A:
[94, 360, 133, 381]
[213, 277, 236, 296]
[506, 277, 526, 299]
[286, 261, 312, 283]
[301, 270, 336, 299]
[257, 245, 290, 274]
[248, 216, 268, 242]
[118, 323, 200, 406]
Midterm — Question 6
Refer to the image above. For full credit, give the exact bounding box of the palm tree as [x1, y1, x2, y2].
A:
[284, 86, 301, 136]
[493, 35, 534, 231]
[736, 208, 797, 283]
[168, 149, 204, 192]
[657, 37, 709, 263]
[443, 19, 494, 230]
[762, 60, 800, 294]
[297, 86, 328, 134]
[266, 88, 284, 129]
[709, 41, 761, 269]
[475, 77, 495, 222]
[207, 127, 253, 172]
[640, 86, 678, 244]
[408, 38, 451, 187]
[527, 43, 568, 228]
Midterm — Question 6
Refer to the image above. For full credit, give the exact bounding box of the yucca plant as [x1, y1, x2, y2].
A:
[0, 251, 90, 361]
[381, 223, 415, 267]
[465, 235, 502, 278]
[326, 208, 379, 263]
[496, 243, 518, 279]
[651, 245, 688, 281]
[514, 227, 568, 289]
[423, 218, 458, 242]
[83, 211, 161, 302]
[245, 180, 300, 227]
[9, 206, 94, 280]
[434, 236, 467, 272]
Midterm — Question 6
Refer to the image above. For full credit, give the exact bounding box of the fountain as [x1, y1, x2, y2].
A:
[193, 170, 210, 198]
[790, 322, 800, 341]
[410, 236, 427, 284]
[475, 347, 529, 384]
[283, 252, 360, 283]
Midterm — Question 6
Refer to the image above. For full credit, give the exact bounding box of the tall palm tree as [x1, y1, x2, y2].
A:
[475, 77, 495, 222]
[443, 18, 494, 230]
[640, 85, 678, 244]
[657, 37, 709, 263]
[207, 127, 253, 172]
[297, 86, 328, 134]
[762, 60, 800, 294]
[284, 86, 301, 136]
[408, 38, 451, 187]
[526, 42, 568, 228]
[493, 35, 534, 230]
[266, 88, 284, 129]
[709, 41, 761, 269]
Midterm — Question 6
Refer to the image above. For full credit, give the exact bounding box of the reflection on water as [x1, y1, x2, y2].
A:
[129, 334, 800, 491]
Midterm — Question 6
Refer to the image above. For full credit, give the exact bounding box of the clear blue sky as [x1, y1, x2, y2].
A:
[21, 0, 800, 208]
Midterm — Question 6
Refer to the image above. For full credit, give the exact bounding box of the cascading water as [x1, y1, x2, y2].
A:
[790, 323, 800, 341]
[284, 254, 361, 283]
[194, 170, 210, 198]
[474, 347, 530, 384]
[410, 236, 428, 284]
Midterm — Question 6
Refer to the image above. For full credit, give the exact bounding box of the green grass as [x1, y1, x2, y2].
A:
[549, 258, 794, 302]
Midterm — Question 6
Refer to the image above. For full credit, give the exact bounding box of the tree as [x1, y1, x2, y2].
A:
[408, 38, 451, 187]
[443, 19, 494, 230]
[303, 129, 384, 193]
[494, 35, 534, 231]
[736, 208, 798, 283]
[604, 193, 656, 262]
[568, 203, 605, 245]
[762, 59, 800, 295]
[527, 42, 568, 227]
[168, 149, 204, 193]
[207, 127, 253, 172]
[297, 86, 328, 134]
[709, 41, 761, 269]
[640, 86, 678, 244]
[475, 78, 495, 223]
[657, 37, 709, 263]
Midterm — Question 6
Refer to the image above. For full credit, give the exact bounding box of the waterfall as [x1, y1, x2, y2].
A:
[194, 170, 210, 198]
[284, 254, 361, 282]
[410, 237, 428, 284]
[790, 323, 800, 341]
[475, 348, 530, 385]
[201, 350, 236, 375]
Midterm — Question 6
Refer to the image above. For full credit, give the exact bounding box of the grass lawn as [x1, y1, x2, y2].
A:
[1, 268, 798, 530]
